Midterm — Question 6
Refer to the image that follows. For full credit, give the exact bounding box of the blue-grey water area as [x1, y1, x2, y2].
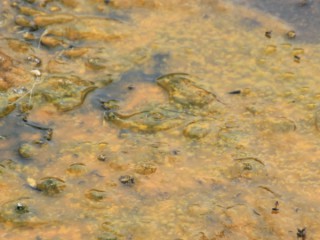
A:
[0, 0, 320, 239]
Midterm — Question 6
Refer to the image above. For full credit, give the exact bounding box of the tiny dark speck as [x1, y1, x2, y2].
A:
[265, 31, 272, 38]
[172, 150, 180, 155]
[228, 90, 241, 95]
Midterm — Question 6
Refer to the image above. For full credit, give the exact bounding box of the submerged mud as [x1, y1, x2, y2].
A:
[1, 0, 320, 239]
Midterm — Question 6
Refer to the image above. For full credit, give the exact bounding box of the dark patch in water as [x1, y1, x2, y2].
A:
[90, 54, 170, 110]
[152, 53, 170, 75]
[232, 0, 320, 43]
[0, 112, 44, 161]
[240, 17, 261, 30]
[89, 70, 150, 110]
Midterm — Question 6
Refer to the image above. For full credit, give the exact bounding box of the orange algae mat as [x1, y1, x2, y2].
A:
[0, 0, 320, 239]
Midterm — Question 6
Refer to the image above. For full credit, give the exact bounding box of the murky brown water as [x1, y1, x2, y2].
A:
[1, 0, 320, 239]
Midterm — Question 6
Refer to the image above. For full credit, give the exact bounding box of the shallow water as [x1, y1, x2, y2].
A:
[1, 0, 320, 239]
[231, 0, 320, 43]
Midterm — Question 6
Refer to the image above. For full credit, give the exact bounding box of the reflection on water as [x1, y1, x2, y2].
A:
[1, 0, 320, 239]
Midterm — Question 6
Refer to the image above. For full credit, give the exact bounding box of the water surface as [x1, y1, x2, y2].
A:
[0, 0, 320, 239]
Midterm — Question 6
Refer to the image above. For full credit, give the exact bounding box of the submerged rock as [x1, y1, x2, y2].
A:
[34, 75, 96, 111]
[183, 120, 211, 139]
[230, 157, 267, 180]
[156, 73, 216, 107]
[0, 197, 53, 226]
[67, 163, 87, 176]
[104, 107, 184, 132]
[0, 94, 15, 117]
[85, 189, 107, 201]
[101, 99, 120, 111]
[134, 162, 157, 175]
[18, 143, 37, 159]
[36, 177, 66, 196]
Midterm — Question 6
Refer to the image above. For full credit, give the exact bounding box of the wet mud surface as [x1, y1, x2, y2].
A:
[1, 0, 320, 239]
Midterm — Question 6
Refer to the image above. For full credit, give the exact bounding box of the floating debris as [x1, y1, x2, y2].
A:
[97, 154, 107, 161]
[228, 90, 241, 95]
[23, 117, 51, 130]
[44, 128, 53, 141]
[86, 57, 107, 71]
[265, 30, 272, 38]
[172, 149, 180, 155]
[287, 30, 296, 39]
[127, 85, 135, 90]
[119, 175, 135, 186]
[294, 55, 301, 63]
[271, 201, 279, 214]
[297, 228, 306, 240]
[26, 55, 41, 67]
